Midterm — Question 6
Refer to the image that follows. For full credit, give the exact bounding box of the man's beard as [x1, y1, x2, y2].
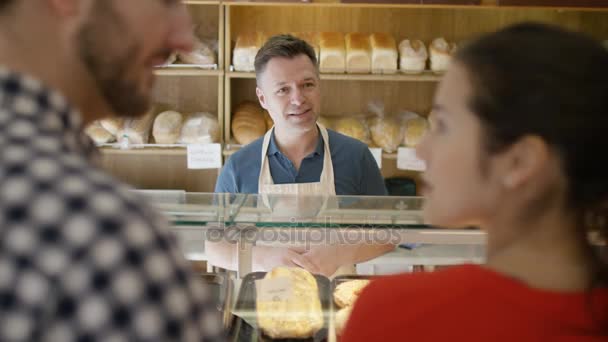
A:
[76, 1, 152, 118]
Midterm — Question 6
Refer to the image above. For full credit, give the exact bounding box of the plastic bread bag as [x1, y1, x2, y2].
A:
[178, 112, 220, 144]
[178, 36, 217, 66]
[367, 101, 404, 153]
[401, 110, 429, 147]
[85, 121, 115, 144]
[334, 115, 371, 145]
[117, 109, 156, 145]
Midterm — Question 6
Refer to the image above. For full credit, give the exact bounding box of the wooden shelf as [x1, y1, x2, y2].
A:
[184, 0, 221, 5]
[227, 71, 442, 82]
[154, 68, 223, 77]
[100, 147, 188, 156]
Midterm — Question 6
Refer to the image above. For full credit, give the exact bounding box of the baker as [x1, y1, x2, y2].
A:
[210, 34, 394, 277]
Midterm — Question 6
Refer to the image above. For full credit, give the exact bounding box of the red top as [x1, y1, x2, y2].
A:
[342, 264, 608, 342]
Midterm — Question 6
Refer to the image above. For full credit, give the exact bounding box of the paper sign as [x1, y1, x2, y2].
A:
[369, 148, 382, 169]
[397, 147, 426, 171]
[187, 143, 222, 169]
[256, 277, 292, 302]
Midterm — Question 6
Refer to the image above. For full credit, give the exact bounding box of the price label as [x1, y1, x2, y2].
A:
[397, 147, 426, 171]
[369, 148, 382, 169]
[187, 143, 222, 169]
[256, 277, 293, 302]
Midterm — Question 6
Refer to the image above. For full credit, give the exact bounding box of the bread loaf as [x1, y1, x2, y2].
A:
[333, 279, 370, 308]
[319, 32, 345, 73]
[232, 101, 266, 145]
[370, 33, 398, 74]
[292, 32, 320, 61]
[179, 112, 220, 144]
[85, 121, 115, 144]
[399, 39, 428, 73]
[334, 117, 370, 145]
[99, 117, 124, 136]
[152, 110, 183, 144]
[403, 111, 429, 147]
[317, 116, 333, 130]
[263, 109, 273, 131]
[334, 306, 353, 336]
[346, 33, 372, 74]
[369, 116, 403, 153]
[430, 37, 456, 73]
[117, 110, 156, 145]
[233, 32, 266, 72]
[256, 267, 323, 339]
[178, 37, 216, 65]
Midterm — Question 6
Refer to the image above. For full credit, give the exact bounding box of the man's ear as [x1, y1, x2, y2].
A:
[501, 135, 550, 189]
[47, 0, 82, 16]
[256, 87, 268, 110]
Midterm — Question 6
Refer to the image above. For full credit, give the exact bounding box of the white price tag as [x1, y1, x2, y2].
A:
[397, 147, 426, 171]
[256, 277, 292, 302]
[187, 143, 222, 169]
[369, 148, 382, 169]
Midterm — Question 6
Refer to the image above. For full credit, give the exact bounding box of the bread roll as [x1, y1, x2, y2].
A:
[369, 116, 403, 153]
[319, 32, 345, 73]
[232, 101, 266, 145]
[333, 279, 370, 308]
[153, 110, 183, 144]
[334, 117, 370, 145]
[99, 118, 124, 136]
[430, 37, 456, 73]
[346, 33, 372, 74]
[403, 112, 429, 147]
[179, 112, 220, 144]
[178, 37, 216, 65]
[292, 32, 320, 61]
[334, 306, 353, 336]
[399, 39, 428, 73]
[256, 267, 323, 339]
[262, 109, 273, 131]
[233, 32, 266, 72]
[85, 121, 115, 144]
[370, 33, 398, 74]
[117, 110, 156, 145]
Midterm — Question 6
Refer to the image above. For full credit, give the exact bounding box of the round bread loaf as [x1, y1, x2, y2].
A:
[334, 117, 370, 145]
[369, 116, 403, 153]
[232, 101, 266, 145]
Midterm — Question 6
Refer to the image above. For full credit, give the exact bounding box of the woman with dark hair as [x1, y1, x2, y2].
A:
[342, 22, 608, 341]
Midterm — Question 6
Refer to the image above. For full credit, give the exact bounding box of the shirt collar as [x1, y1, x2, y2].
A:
[267, 128, 324, 158]
[0, 66, 98, 161]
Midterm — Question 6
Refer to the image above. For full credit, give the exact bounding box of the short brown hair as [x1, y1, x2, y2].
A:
[254, 34, 318, 80]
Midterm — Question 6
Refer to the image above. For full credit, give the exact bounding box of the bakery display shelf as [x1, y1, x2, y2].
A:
[223, 1, 608, 11]
[154, 67, 223, 77]
[99, 145, 188, 156]
[184, 0, 221, 5]
[227, 70, 442, 82]
[228, 272, 331, 342]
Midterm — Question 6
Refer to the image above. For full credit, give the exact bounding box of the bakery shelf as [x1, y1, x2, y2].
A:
[184, 0, 221, 5]
[154, 68, 223, 77]
[226, 71, 442, 82]
[100, 146, 188, 156]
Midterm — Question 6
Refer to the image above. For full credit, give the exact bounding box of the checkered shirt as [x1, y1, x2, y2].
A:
[0, 67, 224, 341]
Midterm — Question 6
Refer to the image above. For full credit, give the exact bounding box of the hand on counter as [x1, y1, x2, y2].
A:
[253, 246, 318, 272]
[299, 245, 343, 277]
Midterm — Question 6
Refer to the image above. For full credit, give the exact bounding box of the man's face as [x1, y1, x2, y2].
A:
[77, 0, 193, 118]
[256, 54, 321, 135]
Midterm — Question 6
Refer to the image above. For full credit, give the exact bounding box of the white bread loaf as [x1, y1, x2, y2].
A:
[179, 112, 220, 144]
[369, 116, 403, 153]
[319, 32, 345, 73]
[99, 118, 124, 136]
[152, 110, 183, 144]
[399, 39, 428, 73]
[85, 121, 115, 144]
[333, 279, 371, 308]
[117, 110, 156, 145]
[430, 37, 456, 73]
[256, 267, 323, 339]
[232, 101, 266, 145]
[346, 33, 372, 74]
[178, 37, 216, 65]
[233, 32, 266, 72]
[292, 32, 320, 61]
[334, 117, 370, 145]
[370, 33, 398, 74]
[403, 111, 429, 147]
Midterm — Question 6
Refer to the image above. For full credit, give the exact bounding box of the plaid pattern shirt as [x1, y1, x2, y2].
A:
[0, 67, 224, 341]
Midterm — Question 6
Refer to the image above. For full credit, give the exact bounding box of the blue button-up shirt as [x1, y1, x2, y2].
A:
[215, 129, 388, 195]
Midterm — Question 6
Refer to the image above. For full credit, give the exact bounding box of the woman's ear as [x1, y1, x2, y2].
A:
[501, 135, 551, 190]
